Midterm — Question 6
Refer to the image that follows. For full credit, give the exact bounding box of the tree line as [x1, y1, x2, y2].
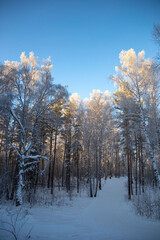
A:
[0, 25, 160, 206]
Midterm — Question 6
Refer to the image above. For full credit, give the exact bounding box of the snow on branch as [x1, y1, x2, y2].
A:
[24, 142, 32, 152]
[10, 108, 26, 138]
[22, 155, 49, 161]
[23, 160, 40, 167]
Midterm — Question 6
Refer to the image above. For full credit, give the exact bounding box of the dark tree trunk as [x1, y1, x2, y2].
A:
[61, 148, 65, 187]
[126, 121, 131, 200]
[48, 130, 53, 189]
[51, 129, 57, 195]
[94, 144, 98, 197]
[135, 134, 138, 195]
[98, 141, 102, 190]
[76, 151, 80, 193]
[4, 122, 9, 200]
[87, 142, 93, 197]
[141, 140, 144, 193]
[65, 141, 71, 192]
[138, 138, 142, 195]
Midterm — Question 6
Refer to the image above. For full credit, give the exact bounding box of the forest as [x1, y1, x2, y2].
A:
[0, 25, 160, 221]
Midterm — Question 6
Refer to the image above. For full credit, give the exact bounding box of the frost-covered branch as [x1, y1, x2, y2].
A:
[23, 160, 40, 167]
[10, 108, 25, 137]
[23, 155, 49, 161]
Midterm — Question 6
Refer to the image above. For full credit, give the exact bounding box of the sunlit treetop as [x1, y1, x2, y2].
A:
[115, 48, 152, 77]
[3, 52, 53, 86]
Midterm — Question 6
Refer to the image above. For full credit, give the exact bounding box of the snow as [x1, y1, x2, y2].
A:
[1, 177, 160, 240]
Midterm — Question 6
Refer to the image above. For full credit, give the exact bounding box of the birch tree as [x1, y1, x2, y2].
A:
[112, 48, 160, 185]
[84, 90, 113, 196]
[70, 93, 83, 193]
[1, 52, 68, 205]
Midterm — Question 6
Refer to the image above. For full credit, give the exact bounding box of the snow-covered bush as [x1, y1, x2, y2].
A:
[133, 187, 160, 220]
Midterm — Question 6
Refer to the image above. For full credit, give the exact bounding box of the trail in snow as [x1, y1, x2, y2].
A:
[80, 178, 160, 240]
[0, 177, 160, 240]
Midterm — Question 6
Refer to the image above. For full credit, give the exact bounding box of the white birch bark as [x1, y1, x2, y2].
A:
[140, 105, 160, 184]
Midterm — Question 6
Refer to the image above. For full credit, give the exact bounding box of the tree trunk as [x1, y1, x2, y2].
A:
[135, 134, 138, 195]
[140, 106, 160, 184]
[141, 139, 144, 193]
[94, 143, 98, 197]
[126, 121, 131, 200]
[48, 130, 53, 189]
[10, 163, 18, 200]
[16, 160, 24, 206]
[138, 137, 141, 195]
[65, 142, 71, 192]
[76, 151, 80, 193]
[87, 142, 93, 197]
[98, 139, 102, 190]
[4, 122, 9, 200]
[61, 147, 65, 187]
[51, 129, 57, 195]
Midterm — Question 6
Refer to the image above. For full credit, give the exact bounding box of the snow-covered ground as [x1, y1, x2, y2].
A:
[0, 177, 160, 240]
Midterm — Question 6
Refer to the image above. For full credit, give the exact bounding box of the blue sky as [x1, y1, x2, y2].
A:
[1, 0, 160, 98]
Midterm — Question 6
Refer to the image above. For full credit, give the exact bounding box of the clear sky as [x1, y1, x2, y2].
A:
[1, 0, 160, 98]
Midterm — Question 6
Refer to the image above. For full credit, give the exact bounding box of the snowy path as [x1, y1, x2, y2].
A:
[1, 178, 160, 240]
[80, 178, 160, 240]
